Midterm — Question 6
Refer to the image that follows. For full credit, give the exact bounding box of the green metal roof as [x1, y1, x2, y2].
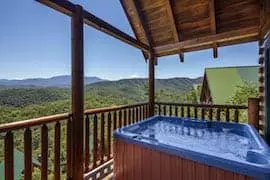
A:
[205, 66, 259, 104]
[0, 149, 40, 180]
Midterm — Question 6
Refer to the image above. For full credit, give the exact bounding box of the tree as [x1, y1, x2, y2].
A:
[227, 82, 259, 105]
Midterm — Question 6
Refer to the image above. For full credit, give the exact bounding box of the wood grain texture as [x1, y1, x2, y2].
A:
[114, 139, 253, 180]
[120, 0, 260, 55]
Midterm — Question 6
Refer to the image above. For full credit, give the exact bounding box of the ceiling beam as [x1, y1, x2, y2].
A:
[260, 0, 270, 38]
[120, 0, 150, 61]
[164, 0, 184, 62]
[154, 26, 259, 57]
[122, 0, 157, 63]
[209, 0, 218, 58]
[36, 0, 150, 52]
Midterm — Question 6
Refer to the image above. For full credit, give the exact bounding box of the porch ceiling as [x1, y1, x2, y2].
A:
[120, 0, 270, 58]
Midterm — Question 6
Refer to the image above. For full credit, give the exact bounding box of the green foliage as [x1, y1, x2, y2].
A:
[227, 82, 259, 105]
[0, 88, 69, 107]
[0, 78, 201, 178]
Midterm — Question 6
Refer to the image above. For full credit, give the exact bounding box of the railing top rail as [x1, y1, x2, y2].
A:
[84, 102, 148, 115]
[0, 113, 70, 133]
[156, 102, 248, 109]
[0, 102, 247, 133]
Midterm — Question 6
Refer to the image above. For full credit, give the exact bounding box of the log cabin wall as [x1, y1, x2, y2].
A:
[259, 40, 266, 135]
[265, 36, 270, 144]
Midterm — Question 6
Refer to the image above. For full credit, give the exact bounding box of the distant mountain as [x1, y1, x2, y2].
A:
[0, 77, 202, 107]
[0, 75, 105, 88]
[85, 77, 203, 102]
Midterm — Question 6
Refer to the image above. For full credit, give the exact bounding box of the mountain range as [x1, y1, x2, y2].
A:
[0, 75, 105, 88]
[0, 76, 202, 89]
[0, 76, 203, 107]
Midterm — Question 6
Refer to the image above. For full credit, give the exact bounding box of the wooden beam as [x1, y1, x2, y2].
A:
[260, 0, 270, 38]
[213, 46, 218, 58]
[209, 0, 218, 58]
[209, 0, 216, 34]
[36, 0, 149, 52]
[164, 0, 184, 62]
[71, 5, 84, 180]
[148, 55, 155, 116]
[120, 0, 149, 60]
[154, 26, 259, 57]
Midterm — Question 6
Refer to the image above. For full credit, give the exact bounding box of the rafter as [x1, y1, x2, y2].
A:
[120, 0, 149, 60]
[36, 0, 149, 52]
[121, 0, 157, 63]
[154, 27, 259, 57]
[209, 0, 218, 58]
[164, 0, 184, 62]
[260, 0, 270, 38]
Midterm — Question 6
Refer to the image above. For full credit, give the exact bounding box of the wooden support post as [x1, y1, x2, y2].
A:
[148, 55, 155, 116]
[265, 37, 270, 144]
[213, 45, 218, 58]
[71, 5, 84, 180]
[248, 98, 260, 130]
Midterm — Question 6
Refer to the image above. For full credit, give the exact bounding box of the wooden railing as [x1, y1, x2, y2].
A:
[0, 113, 71, 180]
[155, 102, 248, 123]
[0, 101, 259, 180]
[83, 102, 149, 179]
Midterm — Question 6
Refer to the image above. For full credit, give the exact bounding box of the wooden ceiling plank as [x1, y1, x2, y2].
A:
[164, 0, 184, 62]
[154, 26, 259, 56]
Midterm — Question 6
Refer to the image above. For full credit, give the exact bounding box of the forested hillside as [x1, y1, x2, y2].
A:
[0, 77, 202, 124]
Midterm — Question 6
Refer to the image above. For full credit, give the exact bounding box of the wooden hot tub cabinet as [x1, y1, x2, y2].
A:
[113, 139, 252, 180]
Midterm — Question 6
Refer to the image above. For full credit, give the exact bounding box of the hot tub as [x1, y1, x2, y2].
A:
[113, 116, 270, 180]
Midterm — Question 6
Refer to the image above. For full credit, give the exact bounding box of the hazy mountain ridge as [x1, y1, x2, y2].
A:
[0, 76, 202, 107]
[0, 75, 105, 88]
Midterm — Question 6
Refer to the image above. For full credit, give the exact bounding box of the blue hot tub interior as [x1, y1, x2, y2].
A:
[114, 116, 270, 179]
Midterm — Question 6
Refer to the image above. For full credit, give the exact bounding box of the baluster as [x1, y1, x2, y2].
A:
[143, 105, 145, 119]
[136, 107, 139, 122]
[132, 108, 135, 123]
[194, 107, 198, 119]
[158, 104, 161, 115]
[107, 112, 112, 159]
[175, 106, 178, 117]
[146, 104, 149, 117]
[113, 111, 117, 130]
[139, 106, 142, 121]
[163, 105, 166, 116]
[101, 113, 105, 164]
[118, 110, 122, 128]
[85, 115, 90, 172]
[66, 116, 72, 177]
[129, 108, 132, 124]
[93, 114, 98, 168]
[24, 128, 32, 180]
[54, 122, 61, 180]
[201, 107, 205, 120]
[187, 106, 190, 118]
[169, 105, 172, 116]
[209, 108, 213, 120]
[5, 131, 14, 180]
[216, 108, 221, 121]
[226, 108, 230, 122]
[234, 109, 239, 123]
[41, 124, 48, 180]
[181, 106, 184, 117]
[123, 109, 127, 126]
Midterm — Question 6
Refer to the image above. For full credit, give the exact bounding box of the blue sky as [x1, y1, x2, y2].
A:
[0, 0, 258, 80]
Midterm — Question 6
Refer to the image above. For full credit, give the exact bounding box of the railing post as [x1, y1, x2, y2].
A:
[148, 54, 155, 116]
[248, 98, 260, 130]
[71, 4, 84, 180]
